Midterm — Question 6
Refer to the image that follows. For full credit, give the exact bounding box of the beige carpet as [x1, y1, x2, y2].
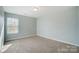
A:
[3, 36, 79, 53]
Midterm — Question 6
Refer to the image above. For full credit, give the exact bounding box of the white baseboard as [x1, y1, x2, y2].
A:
[7, 34, 36, 41]
[37, 34, 79, 47]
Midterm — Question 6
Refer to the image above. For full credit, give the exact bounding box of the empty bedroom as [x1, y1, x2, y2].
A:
[0, 6, 78, 53]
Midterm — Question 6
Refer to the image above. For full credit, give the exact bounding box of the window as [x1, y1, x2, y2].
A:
[7, 17, 19, 34]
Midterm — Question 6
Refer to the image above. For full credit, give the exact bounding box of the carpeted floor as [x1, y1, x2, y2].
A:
[3, 36, 79, 53]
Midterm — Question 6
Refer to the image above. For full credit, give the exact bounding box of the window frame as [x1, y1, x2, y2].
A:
[7, 17, 19, 34]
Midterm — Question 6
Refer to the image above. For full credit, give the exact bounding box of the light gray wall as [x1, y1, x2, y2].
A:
[77, 6, 79, 39]
[0, 7, 4, 34]
[37, 7, 78, 45]
[0, 6, 4, 49]
[5, 12, 36, 41]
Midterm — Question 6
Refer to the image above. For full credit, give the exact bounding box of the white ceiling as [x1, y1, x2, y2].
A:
[3, 6, 40, 18]
[3, 6, 74, 18]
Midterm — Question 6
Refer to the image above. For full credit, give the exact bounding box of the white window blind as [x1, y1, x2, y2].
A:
[7, 17, 19, 34]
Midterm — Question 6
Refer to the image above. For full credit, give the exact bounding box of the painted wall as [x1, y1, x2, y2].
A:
[37, 7, 78, 45]
[5, 12, 36, 41]
[77, 6, 79, 39]
[0, 7, 4, 34]
[0, 6, 4, 49]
